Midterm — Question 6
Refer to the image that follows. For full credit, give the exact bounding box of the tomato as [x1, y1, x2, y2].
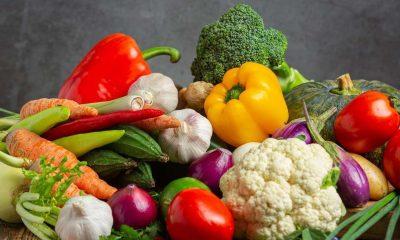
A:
[334, 90, 399, 153]
[383, 130, 400, 189]
[166, 189, 234, 240]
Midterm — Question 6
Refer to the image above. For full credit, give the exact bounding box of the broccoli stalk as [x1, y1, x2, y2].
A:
[191, 4, 309, 94]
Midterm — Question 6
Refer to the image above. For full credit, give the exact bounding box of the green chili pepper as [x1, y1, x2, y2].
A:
[53, 130, 125, 157]
[0, 106, 70, 140]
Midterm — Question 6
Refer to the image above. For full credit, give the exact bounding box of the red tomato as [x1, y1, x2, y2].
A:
[166, 189, 234, 240]
[383, 130, 400, 189]
[334, 91, 399, 153]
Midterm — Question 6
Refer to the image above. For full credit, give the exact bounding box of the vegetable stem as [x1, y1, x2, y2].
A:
[0, 107, 18, 116]
[22, 202, 51, 213]
[142, 46, 181, 63]
[19, 192, 40, 202]
[385, 199, 400, 240]
[0, 115, 20, 130]
[21, 218, 52, 240]
[85, 95, 144, 114]
[16, 202, 45, 224]
[45, 214, 58, 227]
[340, 192, 397, 240]
[347, 196, 399, 240]
[0, 151, 31, 168]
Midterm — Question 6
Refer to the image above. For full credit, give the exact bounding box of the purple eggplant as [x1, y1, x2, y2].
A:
[303, 102, 370, 208]
[273, 108, 336, 144]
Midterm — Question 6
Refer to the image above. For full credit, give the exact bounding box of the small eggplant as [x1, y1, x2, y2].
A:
[273, 108, 336, 144]
[303, 102, 370, 208]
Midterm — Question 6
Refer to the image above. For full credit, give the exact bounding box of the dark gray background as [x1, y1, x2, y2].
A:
[1, 0, 399, 111]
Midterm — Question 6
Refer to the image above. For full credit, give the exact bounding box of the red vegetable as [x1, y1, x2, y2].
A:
[108, 184, 158, 229]
[334, 90, 400, 153]
[166, 189, 234, 240]
[383, 130, 400, 190]
[58, 33, 180, 103]
[43, 109, 163, 140]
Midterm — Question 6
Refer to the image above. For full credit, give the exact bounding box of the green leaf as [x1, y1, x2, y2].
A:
[321, 167, 340, 189]
[285, 228, 328, 240]
[118, 161, 155, 189]
[100, 222, 163, 240]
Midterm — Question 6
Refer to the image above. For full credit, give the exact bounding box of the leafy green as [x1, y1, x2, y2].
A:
[118, 161, 155, 189]
[285, 228, 328, 240]
[100, 222, 163, 240]
[16, 157, 84, 240]
[321, 167, 340, 189]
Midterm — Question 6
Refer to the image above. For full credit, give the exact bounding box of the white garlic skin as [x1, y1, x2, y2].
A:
[128, 73, 178, 113]
[55, 195, 113, 240]
[159, 109, 213, 164]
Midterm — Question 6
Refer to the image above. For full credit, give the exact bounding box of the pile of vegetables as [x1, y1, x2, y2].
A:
[0, 3, 399, 240]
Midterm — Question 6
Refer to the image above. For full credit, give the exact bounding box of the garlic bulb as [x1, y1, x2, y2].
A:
[128, 73, 178, 113]
[159, 109, 213, 164]
[55, 196, 113, 240]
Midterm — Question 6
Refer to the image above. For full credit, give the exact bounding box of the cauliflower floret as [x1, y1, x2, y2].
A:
[220, 138, 345, 240]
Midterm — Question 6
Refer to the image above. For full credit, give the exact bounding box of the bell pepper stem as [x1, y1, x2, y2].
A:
[142, 46, 181, 63]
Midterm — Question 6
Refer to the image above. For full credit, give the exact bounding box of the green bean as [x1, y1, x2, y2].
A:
[348, 196, 399, 240]
[326, 205, 373, 240]
[341, 192, 397, 240]
[385, 200, 400, 240]
[5, 106, 70, 138]
[53, 130, 125, 156]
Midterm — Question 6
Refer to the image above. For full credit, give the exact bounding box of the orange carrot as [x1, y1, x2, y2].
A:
[20, 98, 98, 120]
[6, 129, 116, 199]
[132, 115, 181, 131]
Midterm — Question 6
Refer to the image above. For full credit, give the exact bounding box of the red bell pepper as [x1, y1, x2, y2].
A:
[43, 109, 164, 140]
[58, 33, 180, 104]
[334, 90, 400, 153]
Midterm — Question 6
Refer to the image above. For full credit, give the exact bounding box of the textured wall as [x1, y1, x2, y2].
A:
[0, 0, 399, 110]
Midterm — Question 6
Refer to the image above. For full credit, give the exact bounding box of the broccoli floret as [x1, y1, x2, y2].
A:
[191, 4, 309, 93]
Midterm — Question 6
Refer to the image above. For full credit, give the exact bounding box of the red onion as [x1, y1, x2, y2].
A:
[108, 184, 157, 229]
[188, 148, 233, 193]
[303, 102, 370, 207]
[273, 108, 336, 144]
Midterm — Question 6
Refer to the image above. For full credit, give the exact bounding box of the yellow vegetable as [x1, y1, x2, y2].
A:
[204, 62, 288, 147]
[350, 153, 389, 200]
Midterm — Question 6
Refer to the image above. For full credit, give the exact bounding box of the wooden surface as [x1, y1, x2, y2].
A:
[0, 222, 37, 240]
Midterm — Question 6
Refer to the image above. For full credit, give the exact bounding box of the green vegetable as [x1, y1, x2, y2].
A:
[0, 142, 7, 152]
[16, 158, 84, 240]
[321, 167, 340, 189]
[54, 130, 125, 157]
[0, 107, 18, 117]
[191, 3, 308, 93]
[385, 202, 400, 240]
[109, 125, 168, 162]
[0, 115, 20, 130]
[82, 149, 137, 178]
[100, 222, 163, 240]
[0, 106, 70, 140]
[118, 161, 155, 189]
[160, 177, 210, 218]
[286, 74, 400, 142]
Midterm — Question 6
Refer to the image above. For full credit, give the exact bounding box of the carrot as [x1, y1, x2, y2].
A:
[6, 129, 117, 199]
[20, 98, 98, 120]
[132, 115, 181, 131]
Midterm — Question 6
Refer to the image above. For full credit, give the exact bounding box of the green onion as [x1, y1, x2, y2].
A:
[326, 205, 373, 239]
[85, 95, 144, 114]
[385, 200, 400, 240]
[0, 107, 18, 116]
[340, 192, 397, 240]
[347, 196, 399, 240]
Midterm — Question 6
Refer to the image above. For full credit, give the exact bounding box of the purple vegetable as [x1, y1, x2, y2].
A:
[273, 108, 336, 144]
[188, 148, 233, 193]
[108, 184, 157, 229]
[303, 102, 370, 208]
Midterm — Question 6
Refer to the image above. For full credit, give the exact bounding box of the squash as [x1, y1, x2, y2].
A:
[285, 74, 400, 141]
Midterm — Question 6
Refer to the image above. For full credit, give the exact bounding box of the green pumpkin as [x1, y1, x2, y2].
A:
[285, 74, 400, 141]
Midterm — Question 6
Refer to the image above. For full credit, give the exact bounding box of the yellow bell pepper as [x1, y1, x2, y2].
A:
[204, 62, 289, 147]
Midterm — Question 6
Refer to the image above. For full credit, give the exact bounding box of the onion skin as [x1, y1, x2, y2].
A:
[188, 148, 233, 193]
[108, 184, 157, 229]
[335, 147, 370, 208]
[272, 120, 312, 144]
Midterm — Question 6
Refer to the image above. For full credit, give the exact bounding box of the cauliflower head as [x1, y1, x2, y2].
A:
[220, 138, 345, 240]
